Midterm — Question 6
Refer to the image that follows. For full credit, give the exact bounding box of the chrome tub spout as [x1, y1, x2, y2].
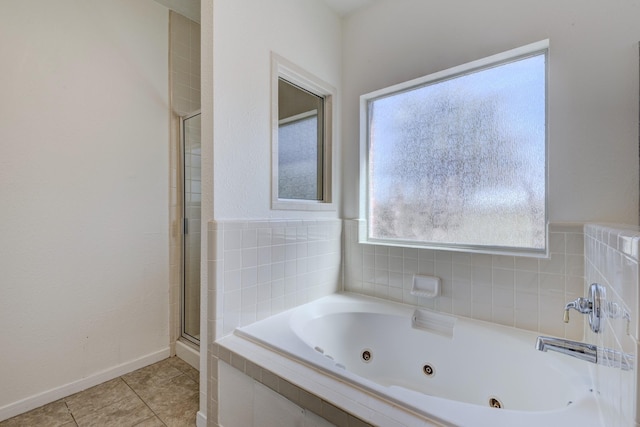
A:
[536, 336, 597, 363]
[536, 336, 634, 371]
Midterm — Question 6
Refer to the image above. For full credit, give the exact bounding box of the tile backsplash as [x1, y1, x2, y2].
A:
[211, 219, 587, 340]
[209, 219, 342, 338]
[584, 224, 639, 426]
[344, 219, 585, 339]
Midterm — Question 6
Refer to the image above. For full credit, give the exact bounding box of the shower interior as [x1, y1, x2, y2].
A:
[181, 111, 201, 344]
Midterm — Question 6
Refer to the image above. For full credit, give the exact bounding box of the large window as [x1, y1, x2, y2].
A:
[360, 41, 548, 255]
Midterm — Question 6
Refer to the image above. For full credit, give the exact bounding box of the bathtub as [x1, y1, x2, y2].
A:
[234, 293, 602, 426]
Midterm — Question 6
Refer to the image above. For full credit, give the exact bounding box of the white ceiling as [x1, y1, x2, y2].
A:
[321, 0, 376, 16]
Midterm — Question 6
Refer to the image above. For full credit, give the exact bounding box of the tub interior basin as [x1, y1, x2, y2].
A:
[293, 311, 588, 412]
[235, 293, 595, 418]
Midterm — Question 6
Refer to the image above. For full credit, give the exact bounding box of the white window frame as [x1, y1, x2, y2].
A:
[359, 40, 549, 256]
[271, 53, 336, 211]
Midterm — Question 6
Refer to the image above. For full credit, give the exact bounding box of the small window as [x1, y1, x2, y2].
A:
[272, 53, 336, 211]
[278, 79, 324, 200]
[360, 41, 548, 255]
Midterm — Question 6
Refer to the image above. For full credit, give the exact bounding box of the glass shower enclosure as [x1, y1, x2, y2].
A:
[181, 111, 201, 344]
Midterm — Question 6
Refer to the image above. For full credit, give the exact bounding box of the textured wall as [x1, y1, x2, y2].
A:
[342, 0, 640, 225]
[0, 0, 169, 419]
[212, 0, 342, 220]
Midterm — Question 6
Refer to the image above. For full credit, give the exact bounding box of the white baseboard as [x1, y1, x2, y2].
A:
[196, 410, 207, 427]
[0, 347, 170, 422]
[176, 339, 200, 370]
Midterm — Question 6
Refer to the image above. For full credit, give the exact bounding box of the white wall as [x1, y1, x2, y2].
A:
[342, 0, 640, 224]
[209, 1, 342, 424]
[0, 0, 170, 418]
[212, 0, 342, 220]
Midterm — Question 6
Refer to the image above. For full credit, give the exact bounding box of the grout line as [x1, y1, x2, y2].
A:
[64, 401, 79, 427]
[64, 378, 134, 425]
[122, 376, 168, 427]
[132, 416, 167, 427]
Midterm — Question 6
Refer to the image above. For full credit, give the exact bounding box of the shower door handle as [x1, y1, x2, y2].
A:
[183, 218, 189, 235]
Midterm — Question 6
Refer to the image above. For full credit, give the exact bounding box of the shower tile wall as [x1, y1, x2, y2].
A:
[169, 11, 201, 346]
[584, 224, 639, 426]
[170, 12, 201, 115]
[343, 219, 585, 339]
[208, 219, 342, 338]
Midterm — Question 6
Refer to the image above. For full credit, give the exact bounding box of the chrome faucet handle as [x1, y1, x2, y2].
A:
[562, 283, 605, 333]
[563, 297, 592, 323]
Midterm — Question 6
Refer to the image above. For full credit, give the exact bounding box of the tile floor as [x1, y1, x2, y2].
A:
[0, 357, 199, 427]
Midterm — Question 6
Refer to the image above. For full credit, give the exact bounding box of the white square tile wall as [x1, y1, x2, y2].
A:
[584, 224, 640, 427]
[209, 219, 342, 338]
[170, 11, 201, 116]
[344, 219, 585, 339]
[218, 361, 339, 427]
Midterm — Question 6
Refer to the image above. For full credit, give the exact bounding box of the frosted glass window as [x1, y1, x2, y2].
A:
[362, 42, 548, 254]
[271, 53, 336, 211]
[278, 112, 320, 200]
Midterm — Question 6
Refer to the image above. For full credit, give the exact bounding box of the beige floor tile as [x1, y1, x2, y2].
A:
[3, 357, 199, 427]
[154, 394, 198, 427]
[163, 357, 191, 371]
[137, 374, 198, 415]
[65, 378, 138, 420]
[0, 400, 75, 427]
[122, 359, 184, 393]
[133, 416, 166, 426]
[164, 357, 199, 383]
[74, 394, 153, 427]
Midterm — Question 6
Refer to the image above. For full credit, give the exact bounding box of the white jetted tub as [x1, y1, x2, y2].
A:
[234, 293, 602, 426]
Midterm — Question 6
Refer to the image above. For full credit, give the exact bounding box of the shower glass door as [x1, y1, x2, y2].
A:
[182, 111, 201, 344]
